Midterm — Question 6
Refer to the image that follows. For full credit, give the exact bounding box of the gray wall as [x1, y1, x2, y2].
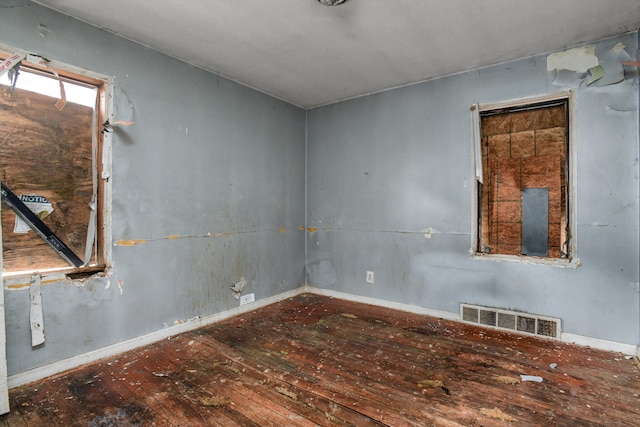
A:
[307, 33, 640, 346]
[1, 0, 638, 379]
[1, 0, 305, 375]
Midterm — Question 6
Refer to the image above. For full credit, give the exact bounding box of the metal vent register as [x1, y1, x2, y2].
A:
[460, 303, 561, 338]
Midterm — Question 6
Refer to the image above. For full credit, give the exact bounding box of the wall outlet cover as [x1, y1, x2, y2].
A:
[239, 293, 255, 305]
[366, 271, 374, 284]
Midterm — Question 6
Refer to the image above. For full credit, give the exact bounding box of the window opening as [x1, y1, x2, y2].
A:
[0, 69, 96, 108]
[0, 55, 107, 277]
[476, 98, 570, 260]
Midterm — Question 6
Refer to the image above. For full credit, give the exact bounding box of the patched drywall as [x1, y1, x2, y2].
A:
[306, 33, 639, 346]
[1, 0, 305, 376]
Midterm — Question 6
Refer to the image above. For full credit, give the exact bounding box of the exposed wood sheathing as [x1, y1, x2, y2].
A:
[480, 104, 567, 257]
[0, 86, 93, 272]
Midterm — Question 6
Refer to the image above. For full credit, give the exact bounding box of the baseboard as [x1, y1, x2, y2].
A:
[303, 286, 638, 356]
[302, 286, 459, 321]
[8, 287, 305, 389]
[9, 286, 637, 388]
[560, 333, 638, 355]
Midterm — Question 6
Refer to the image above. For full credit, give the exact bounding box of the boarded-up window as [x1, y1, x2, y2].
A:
[477, 99, 570, 259]
[0, 62, 105, 275]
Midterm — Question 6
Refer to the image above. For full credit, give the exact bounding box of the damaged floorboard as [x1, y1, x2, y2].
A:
[2, 293, 640, 426]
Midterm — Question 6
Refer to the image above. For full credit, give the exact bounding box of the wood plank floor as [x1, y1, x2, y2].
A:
[2, 293, 639, 426]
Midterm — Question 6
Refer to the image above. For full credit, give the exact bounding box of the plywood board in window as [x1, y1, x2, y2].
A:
[0, 86, 93, 272]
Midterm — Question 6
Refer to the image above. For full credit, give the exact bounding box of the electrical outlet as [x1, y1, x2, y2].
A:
[239, 293, 255, 305]
[366, 271, 374, 284]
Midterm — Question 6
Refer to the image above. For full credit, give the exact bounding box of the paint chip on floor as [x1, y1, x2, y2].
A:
[520, 374, 543, 382]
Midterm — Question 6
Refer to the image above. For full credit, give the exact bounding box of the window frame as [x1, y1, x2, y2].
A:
[470, 91, 579, 268]
[0, 46, 113, 281]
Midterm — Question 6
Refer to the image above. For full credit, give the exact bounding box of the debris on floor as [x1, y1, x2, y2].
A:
[417, 379, 444, 389]
[4, 293, 640, 426]
[495, 375, 521, 385]
[480, 407, 518, 422]
[520, 374, 543, 382]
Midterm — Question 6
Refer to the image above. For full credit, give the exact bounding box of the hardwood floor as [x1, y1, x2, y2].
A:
[2, 293, 639, 426]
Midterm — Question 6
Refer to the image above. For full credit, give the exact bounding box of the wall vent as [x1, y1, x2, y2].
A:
[460, 303, 561, 339]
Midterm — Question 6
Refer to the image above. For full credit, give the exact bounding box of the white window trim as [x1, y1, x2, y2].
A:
[469, 91, 579, 268]
[0, 43, 113, 282]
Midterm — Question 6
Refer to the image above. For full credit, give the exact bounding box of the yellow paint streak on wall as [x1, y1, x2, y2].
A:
[6, 277, 67, 290]
[280, 228, 287, 234]
[298, 226, 321, 233]
[115, 239, 147, 247]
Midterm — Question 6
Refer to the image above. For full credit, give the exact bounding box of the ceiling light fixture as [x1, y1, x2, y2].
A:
[318, 0, 347, 5]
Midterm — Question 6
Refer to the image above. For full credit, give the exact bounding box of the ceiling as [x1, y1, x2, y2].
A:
[33, 0, 640, 109]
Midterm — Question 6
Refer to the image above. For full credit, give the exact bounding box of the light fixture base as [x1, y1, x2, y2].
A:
[318, 0, 347, 6]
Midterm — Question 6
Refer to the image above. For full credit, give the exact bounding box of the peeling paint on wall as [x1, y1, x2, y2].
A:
[590, 47, 624, 87]
[230, 276, 246, 300]
[547, 45, 598, 72]
[551, 69, 586, 88]
[65, 270, 112, 288]
[612, 42, 626, 54]
[38, 23, 51, 39]
[424, 227, 438, 239]
[549, 42, 636, 89]
[586, 65, 605, 85]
